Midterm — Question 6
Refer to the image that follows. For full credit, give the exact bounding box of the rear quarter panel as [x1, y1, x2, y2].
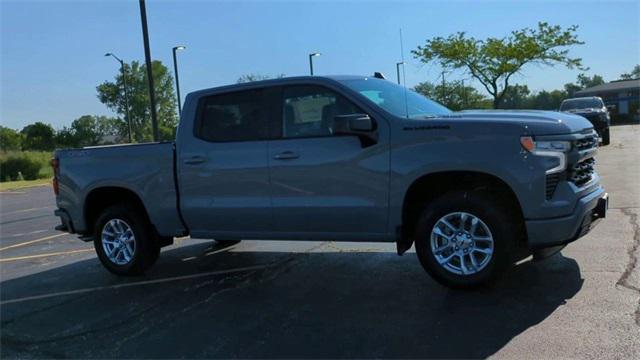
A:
[55, 143, 183, 236]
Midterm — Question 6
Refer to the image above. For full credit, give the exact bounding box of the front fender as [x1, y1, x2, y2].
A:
[388, 120, 536, 231]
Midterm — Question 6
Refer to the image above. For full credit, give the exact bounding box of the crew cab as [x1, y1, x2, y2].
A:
[53, 75, 608, 288]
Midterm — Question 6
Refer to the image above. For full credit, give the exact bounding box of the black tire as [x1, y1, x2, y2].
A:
[414, 191, 518, 289]
[93, 205, 160, 276]
[601, 128, 610, 146]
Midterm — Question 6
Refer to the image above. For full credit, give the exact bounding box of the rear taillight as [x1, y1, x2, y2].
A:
[51, 158, 59, 195]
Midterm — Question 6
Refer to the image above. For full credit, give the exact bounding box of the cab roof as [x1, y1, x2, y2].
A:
[186, 75, 372, 100]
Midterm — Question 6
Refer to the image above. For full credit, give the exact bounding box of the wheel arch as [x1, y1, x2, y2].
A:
[401, 171, 525, 244]
[83, 186, 152, 238]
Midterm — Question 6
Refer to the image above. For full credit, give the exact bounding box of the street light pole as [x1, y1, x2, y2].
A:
[172, 46, 186, 114]
[462, 79, 466, 109]
[309, 52, 320, 75]
[441, 71, 446, 102]
[139, 0, 159, 142]
[105, 53, 133, 143]
[396, 62, 404, 85]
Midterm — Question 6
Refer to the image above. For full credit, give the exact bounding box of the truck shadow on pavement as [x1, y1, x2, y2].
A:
[1, 241, 583, 359]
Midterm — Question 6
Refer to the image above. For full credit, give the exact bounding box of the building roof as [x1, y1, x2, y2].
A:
[575, 79, 640, 95]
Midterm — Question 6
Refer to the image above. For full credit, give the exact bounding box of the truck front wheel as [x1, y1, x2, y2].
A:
[93, 205, 160, 276]
[414, 191, 516, 288]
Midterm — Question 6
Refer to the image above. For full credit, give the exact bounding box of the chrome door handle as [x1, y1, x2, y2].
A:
[273, 151, 299, 160]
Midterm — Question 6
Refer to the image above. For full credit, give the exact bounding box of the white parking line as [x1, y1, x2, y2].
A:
[0, 233, 68, 252]
[0, 248, 93, 262]
[1, 264, 271, 305]
[1, 206, 54, 216]
[0, 229, 49, 239]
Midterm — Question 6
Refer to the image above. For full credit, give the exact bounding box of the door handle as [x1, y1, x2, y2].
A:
[183, 156, 207, 165]
[273, 151, 299, 160]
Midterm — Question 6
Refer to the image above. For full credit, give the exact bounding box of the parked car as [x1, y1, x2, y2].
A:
[560, 96, 611, 145]
[52, 75, 608, 288]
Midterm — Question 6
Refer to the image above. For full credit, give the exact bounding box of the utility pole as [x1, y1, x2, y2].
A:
[441, 71, 446, 103]
[104, 53, 133, 142]
[462, 79, 466, 109]
[139, 0, 159, 141]
[172, 46, 186, 114]
[122, 64, 133, 142]
[309, 53, 320, 75]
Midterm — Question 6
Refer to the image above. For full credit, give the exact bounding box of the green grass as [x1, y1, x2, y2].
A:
[0, 178, 51, 192]
[0, 151, 53, 182]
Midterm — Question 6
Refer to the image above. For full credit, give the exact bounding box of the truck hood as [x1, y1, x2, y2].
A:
[448, 110, 593, 135]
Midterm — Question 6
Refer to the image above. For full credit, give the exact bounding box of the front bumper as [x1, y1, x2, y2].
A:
[526, 188, 608, 249]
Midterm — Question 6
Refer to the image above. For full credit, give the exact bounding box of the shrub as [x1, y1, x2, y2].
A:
[0, 151, 52, 181]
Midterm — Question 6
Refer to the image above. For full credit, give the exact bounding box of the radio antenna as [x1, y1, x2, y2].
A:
[400, 28, 409, 118]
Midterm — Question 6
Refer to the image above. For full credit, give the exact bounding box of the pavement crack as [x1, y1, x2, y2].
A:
[2, 303, 160, 347]
[179, 242, 329, 313]
[617, 208, 640, 326]
[0, 293, 92, 327]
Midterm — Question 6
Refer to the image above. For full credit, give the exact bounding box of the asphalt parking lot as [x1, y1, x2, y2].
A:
[1, 125, 639, 359]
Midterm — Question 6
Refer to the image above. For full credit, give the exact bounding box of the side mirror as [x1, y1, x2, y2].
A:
[606, 104, 616, 112]
[333, 114, 378, 146]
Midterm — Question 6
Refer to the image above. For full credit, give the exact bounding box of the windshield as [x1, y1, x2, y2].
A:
[560, 98, 604, 111]
[340, 78, 452, 118]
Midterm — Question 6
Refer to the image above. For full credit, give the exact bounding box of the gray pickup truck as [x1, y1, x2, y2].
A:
[560, 96, 611, 146]
[53, 75, 608, 288]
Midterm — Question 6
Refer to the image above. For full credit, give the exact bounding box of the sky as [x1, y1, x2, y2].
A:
[1, 0, 639, 130]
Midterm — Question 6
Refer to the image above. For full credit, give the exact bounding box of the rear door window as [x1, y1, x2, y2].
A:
[196, 89, 269, 142]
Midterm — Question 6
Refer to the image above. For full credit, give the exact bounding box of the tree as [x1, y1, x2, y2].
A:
[54, 127, 78, 149]
[236, 73, 286, 83]
[500, 84, 532, 109]
[530, 89, 567, 110]
[0, 126, 22, 151]
[414, 80, 490, 110]
[564, 82, 582, 97]
[71, 115, 122, 147]
[97, 60, 178, 142]
[412, 22, 585, 108]
[561, 73, 605, 97]
[576, 73, 605, 88]
[21, 122, 55, 151]
[55, 115, 123, 148]
[620, 65, 640, 80]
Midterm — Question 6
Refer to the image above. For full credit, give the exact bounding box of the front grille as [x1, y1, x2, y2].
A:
[582, 114, 600, 122]
[575, 136, 597, 151]
[569, 157, 595, 187]
[546, 173, 560, 199]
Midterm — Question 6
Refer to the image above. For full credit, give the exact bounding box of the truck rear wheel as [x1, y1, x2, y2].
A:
[93, 205, 159, 276]
[414, 191, 515, 289]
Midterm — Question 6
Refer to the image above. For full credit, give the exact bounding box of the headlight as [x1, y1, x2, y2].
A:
[520, 137, 570, 174]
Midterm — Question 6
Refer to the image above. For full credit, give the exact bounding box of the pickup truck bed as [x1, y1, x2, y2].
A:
[55, 142, 184, 237]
